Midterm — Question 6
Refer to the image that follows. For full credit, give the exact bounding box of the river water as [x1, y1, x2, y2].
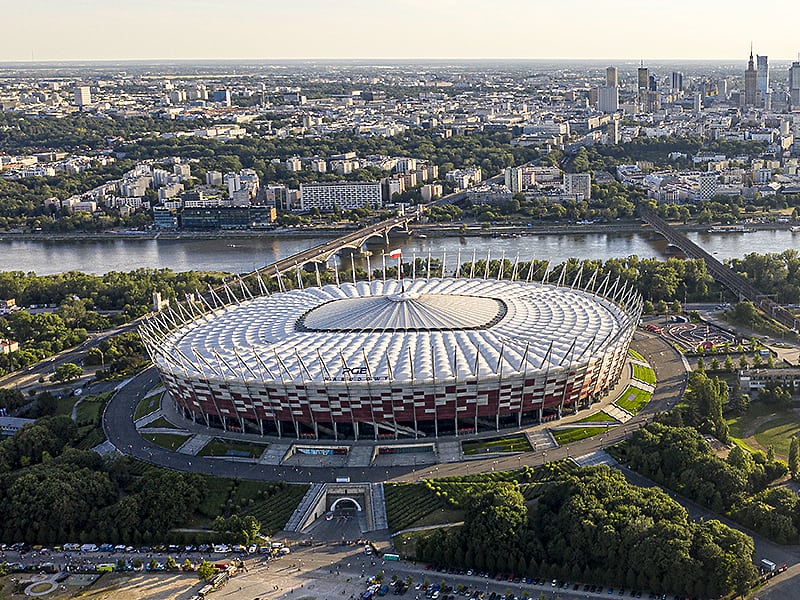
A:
[0, 229, 798, 275]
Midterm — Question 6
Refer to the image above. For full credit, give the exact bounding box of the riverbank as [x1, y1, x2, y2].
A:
[0, 219, 796, 242]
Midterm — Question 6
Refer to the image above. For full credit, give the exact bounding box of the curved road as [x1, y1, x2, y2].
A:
[103, 330, 686, 484]
[0, 321, 141, 397]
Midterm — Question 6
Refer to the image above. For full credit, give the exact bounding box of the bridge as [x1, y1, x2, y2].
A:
[639, 204, 798, 332]
[188, 187, 470, 305]
[245, 188, 469, 278]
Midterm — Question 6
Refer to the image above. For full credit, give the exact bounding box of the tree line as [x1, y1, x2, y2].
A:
[411, 467, 755, 598]
[620, 421, 795, 543]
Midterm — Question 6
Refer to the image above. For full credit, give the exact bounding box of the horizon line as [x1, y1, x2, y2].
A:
[3, 55, 799, 64]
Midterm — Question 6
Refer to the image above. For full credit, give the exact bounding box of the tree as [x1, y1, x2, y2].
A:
[240, 515, 262, 546]
[53, 362, 82, 382]
[789, 436, 799, 479]
[197, 560, 215, 581]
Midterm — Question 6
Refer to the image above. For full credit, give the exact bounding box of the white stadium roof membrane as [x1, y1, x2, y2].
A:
[152, 278, 635, 384]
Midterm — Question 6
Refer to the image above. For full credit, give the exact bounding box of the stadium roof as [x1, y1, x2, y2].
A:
[150, 278, 638, 384]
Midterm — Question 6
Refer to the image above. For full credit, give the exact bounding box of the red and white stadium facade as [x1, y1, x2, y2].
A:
[140, 260, 642, 440]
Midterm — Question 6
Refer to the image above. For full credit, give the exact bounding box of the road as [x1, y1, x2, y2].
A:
[0, 321, 141, 400]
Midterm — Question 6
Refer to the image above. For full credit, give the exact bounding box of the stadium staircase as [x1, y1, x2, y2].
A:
[284, 483, 326, 532]
[370, 483, 389, 531]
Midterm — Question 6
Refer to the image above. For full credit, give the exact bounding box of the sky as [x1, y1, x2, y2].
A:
[2, 0, 800, 62]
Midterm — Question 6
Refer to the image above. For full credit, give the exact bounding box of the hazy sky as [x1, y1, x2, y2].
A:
[3, 0, 799, 62]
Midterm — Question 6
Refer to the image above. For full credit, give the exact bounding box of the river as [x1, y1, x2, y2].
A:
[0, 229, 798, 275]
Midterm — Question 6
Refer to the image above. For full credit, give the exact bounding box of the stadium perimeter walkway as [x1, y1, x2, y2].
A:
[151, 329, 674, 469]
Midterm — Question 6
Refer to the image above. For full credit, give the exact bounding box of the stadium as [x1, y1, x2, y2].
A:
[139, 266, 642, 440]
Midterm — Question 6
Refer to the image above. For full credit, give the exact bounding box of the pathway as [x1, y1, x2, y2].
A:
[177, 433, 212, 455]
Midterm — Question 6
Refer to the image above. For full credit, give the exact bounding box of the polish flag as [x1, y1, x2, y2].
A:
[388, 248, 402, 259]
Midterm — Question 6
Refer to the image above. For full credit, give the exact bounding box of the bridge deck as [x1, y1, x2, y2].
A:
[638, 206, 797, 331]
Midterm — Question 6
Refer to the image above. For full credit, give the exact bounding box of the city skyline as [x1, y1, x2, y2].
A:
[2, 0, 800, 62]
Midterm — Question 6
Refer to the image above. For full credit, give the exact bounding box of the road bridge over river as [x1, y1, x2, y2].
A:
[639, 204, 798, 331]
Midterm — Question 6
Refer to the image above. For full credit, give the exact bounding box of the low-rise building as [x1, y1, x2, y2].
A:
[738, 368, 800, 393]
[0, 417, 35, 437]
[0, 338, 19, 354]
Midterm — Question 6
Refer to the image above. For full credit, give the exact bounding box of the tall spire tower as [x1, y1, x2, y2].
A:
[744, 45, 758, 107]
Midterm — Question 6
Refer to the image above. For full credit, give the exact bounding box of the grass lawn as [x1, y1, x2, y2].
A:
[614, 386, 652, 414]
[384, 482, 452, 532]
[55, 395, 78, 417]
[191, 476, 308, 534]
[726, 402, 785, 440]
[461, 433, 532, 455]
[552, 426, 608, 445]
[198, 437, 269, 459]
[632, 363, 656, 385]
[142, 432, 190, 451]
[731, 437, 758, 454]
[74, 392, 112, 424]
[134, 394, 161, 420]
[754, 417, 800, 459]
[575, 410, 616, 424]
[143, 416, 177, 429]
[628, 349, 646, 362]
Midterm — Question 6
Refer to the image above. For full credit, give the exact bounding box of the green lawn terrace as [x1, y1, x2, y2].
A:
[461, 433, 532, 456]
[198, 437, 269, 459]
[615, 385, 653, 415]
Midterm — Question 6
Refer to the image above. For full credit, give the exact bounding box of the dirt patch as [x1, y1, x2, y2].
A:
[53, 573, 200, 600]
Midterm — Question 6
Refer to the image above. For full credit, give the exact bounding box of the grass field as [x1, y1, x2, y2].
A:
[614, 386, 652, 414]
[575, 410, 616, 423]
[55, 395, 78, 417]
[754, 417, 800, 458]
[726, 405, 772, 440]
[192, 477, 308, 534]
[141, 415, 177, 429]
[627, 349, 646, 362]
[198, 437, 269, 459]
[552, 426, 608, 445]
[461, 433, 531, 455]
[631, 363, 656, 385]
[134, 394, 161, 420]
[142, 432, 190, 451]
[384, 482, 454, 532]
[72, 392, 113, 450]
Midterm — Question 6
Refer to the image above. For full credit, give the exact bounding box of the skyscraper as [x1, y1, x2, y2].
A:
[756, 55, 769, 101]
[671, 71, 684, 92]
[598, 86, 619, 113]
[637, 63, 649, 90]
[606, 66, 619, 88]
[789, 60, 800, 111]
[74, 85, 91, 107]
[504, 167, 523, 194]
[744, 47, 758, 107]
